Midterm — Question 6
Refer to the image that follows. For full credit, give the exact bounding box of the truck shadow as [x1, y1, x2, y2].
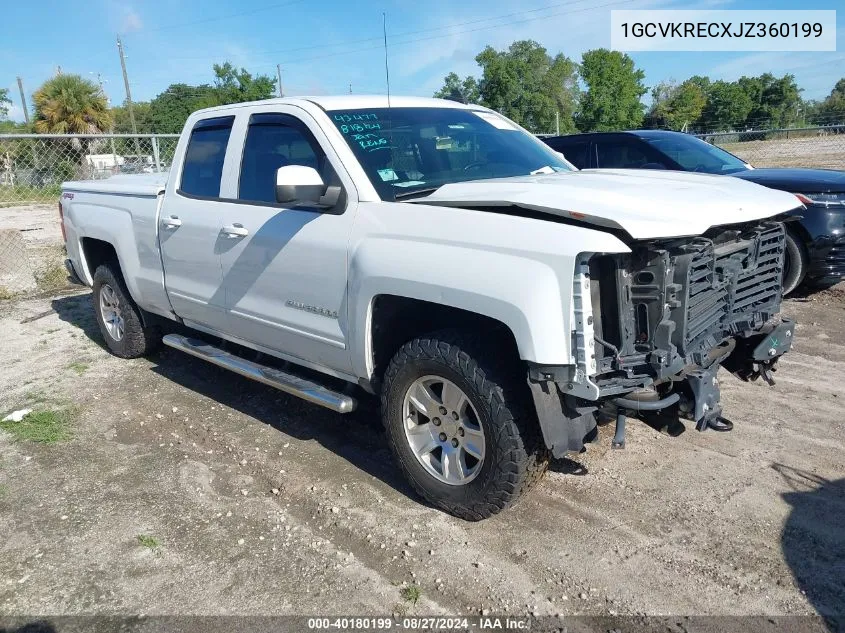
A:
[50, 292, 102, 344]
[773, 463, 845, 631]
[50, 293, 593, 511]
[0, 621, 56, 633]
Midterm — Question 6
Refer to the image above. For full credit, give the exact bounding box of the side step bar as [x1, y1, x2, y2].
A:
[162, 334, 357, 414]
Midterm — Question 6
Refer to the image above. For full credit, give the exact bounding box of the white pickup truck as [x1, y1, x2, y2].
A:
[61, 96, 800, 520]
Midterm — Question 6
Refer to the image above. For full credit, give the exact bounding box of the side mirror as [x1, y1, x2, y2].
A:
[275, 165, 325, 204]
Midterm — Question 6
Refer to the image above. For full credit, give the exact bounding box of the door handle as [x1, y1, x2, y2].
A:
[162, 215, 182, 229]
[221, 223, 249, 238]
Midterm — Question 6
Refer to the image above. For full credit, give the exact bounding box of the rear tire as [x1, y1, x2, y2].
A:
[92, 263, 161, 358]
[782, 231, 807, 296]
[381, 330, 548, 520]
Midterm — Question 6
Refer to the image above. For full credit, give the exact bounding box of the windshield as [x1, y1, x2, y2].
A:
[327, 107, 573, 200]
[643, 134, 751, 175]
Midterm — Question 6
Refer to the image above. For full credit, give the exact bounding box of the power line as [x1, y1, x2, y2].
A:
[140, 0, 603, 62]
[264, 0, 637, 68]
[142, 0, 308, 33]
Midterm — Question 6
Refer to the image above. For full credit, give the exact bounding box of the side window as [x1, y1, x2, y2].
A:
[179, 116, 234, 198]
[596, 140, 653, 169]
[239, 113, 325, 204]
[558, 142, 589, 169]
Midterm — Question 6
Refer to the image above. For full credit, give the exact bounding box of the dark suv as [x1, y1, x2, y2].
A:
[543, 130, 845, 294]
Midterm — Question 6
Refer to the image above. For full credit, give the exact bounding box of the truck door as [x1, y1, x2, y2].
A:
[214, 108, 358, 376]
[158, 115, 233, 331]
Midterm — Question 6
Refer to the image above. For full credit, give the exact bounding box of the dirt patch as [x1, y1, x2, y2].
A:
[718, 135, 845, 170]
[0, 204, 62, 247]
[0, 206, 72, 299]
[0, 288, 843, 618]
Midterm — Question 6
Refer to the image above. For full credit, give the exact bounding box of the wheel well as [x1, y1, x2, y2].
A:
[370, 295, 521, 383]
[784, 221, 811, 258]
[80, 238, 118, 279]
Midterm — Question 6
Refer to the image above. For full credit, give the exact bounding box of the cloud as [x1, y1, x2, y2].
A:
[121, 8, 143, 33]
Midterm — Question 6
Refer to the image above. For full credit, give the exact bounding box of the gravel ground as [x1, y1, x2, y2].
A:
[717, 135, 845, 170]
[0, 284, 843, 622]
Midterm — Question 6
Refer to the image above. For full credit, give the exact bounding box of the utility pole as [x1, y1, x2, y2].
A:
[555, 111, 560, 136]
[117, 36, 138, 136]
[16, 77, 29, 124]
[117, 35, 141, 156]
[276, 64, 284, 97]
[91, 72, 117, 161]
[349, 82, 352, 94]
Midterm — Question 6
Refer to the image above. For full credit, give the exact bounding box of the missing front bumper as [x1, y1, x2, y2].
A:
[529, 318, 795, 457]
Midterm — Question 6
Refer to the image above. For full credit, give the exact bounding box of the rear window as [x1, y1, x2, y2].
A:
[179, 116, 235, 198]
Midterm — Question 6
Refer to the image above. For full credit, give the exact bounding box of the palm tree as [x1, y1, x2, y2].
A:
[33, 74, 112, 134]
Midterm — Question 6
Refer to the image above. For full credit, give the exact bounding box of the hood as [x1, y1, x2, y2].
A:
[731, 168, 845, 194]
[410, 169, 803, 240]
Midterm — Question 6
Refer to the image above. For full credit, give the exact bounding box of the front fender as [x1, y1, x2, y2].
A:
[346, 215, 629, 380]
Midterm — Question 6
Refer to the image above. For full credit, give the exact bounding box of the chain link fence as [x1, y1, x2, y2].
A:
[0, 134, 179, 208]
[1, 127, 844, 299]
[0, 133, 176, 299]
[695, 125, 845, 169]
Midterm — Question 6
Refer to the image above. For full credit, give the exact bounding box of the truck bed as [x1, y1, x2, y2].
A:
[62, 173, 168, 197]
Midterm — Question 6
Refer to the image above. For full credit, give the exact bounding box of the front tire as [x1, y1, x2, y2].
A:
[381, 331, 548, 520]
[92, 263, 161, 358]
[782, 231, 808, 296]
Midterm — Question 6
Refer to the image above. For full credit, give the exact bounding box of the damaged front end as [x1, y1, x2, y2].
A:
[530, 220, 795, 457]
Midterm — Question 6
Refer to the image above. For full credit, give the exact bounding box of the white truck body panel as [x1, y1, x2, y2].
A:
[60, 95, 799, 387]
[346, 201, 629, 377]
[64, 172, 167, 197]
[61, 187, 172, 318]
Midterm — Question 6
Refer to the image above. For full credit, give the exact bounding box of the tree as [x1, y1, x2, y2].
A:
[475, 40, 579, 133]
[112, 100, 153, 133]
[0, 88, 11, 119]
[149, 83, 215, 133]
[742, 73, 802, 128]
[148, 62, 277, 134]
[577, 48, 646, 132]
[816, 78, 845, 124]
[648, 79, 706, 131]
[433, 72, 480, 104]
[211, 62, 276, 104]
[32, 74, 112, 134]
[698, 80, 753, 131]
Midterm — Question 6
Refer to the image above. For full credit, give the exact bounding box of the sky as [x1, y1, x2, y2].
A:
[1, 0, 843, 123]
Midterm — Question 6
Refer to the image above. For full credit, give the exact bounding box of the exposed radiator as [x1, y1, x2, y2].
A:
[679, 222, 785, 356]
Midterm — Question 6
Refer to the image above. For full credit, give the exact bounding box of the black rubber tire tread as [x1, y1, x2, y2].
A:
[381, 329, 549, 521]
[92, 263, 161, 359]
[783, 230, 808, 296]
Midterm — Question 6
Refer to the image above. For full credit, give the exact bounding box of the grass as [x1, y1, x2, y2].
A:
[0, 185, 62, 208]
[0, 408, 74, 444]
[35, 263, 69, 293]
[67, 361, 89, 375]
[0, 286, 17, 301]
[137, 534, 161, 550]
[24, 389, 52, 405]
[400, 585, 421, 605]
